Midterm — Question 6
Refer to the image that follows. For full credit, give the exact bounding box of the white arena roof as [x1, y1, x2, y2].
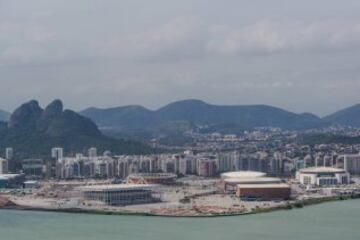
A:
[221, 171, 266, 179]
[224, 177, 282, 184]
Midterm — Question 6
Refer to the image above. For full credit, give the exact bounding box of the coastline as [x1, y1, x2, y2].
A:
[2, 195, 359, 218]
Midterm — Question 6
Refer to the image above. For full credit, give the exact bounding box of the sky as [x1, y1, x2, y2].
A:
[1, 0, 360, 116]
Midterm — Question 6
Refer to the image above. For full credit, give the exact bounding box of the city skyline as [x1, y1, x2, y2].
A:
[1, 0, 360, 115]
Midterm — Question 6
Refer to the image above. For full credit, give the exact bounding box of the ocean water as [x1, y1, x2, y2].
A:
[0, 200, 359, 240]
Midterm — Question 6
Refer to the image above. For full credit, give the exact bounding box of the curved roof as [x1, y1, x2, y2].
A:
[299, 167, 346, 174]
[221, 171, 266, 179]
[224, 177, 282, 184]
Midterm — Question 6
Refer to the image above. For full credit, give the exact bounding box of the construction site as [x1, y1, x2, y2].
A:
[1, 171, 360, 217]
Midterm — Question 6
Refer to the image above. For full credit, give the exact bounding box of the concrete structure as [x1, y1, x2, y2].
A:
[343, 154, 360, 175]
[297, 167, 350, 186]
[0, 158, 8, 174]
[127, 173, 177, 185]
[78, 184, 160, 206]
[236, 183, 291, 201]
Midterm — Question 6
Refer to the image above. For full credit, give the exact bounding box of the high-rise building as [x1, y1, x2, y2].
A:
[88, 147, 97, 158]
[0, 158, 8, 174]
[51, 147, 64, 162]
[344, 154, 360, 175]
[5, 148, 13, 160]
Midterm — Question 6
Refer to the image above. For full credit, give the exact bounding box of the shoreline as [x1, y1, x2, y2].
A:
[2, 195, 359, 218]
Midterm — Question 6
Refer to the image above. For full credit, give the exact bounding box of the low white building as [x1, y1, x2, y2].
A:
[296, 167, 350, 186]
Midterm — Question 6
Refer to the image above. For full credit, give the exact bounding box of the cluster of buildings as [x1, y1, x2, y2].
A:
[53, 149, 219, 179]
[2, 144, 360, 182]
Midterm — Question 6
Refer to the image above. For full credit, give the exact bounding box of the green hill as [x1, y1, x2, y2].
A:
[323, 104, 360, 127]
[81, 99, 326, 134]
[0, 100, 154, 160]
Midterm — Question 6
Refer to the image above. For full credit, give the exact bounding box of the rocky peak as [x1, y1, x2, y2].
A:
[8, 100, 43, 128]
[41, 99, 63, 120]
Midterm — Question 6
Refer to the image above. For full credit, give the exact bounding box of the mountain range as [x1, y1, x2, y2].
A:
[80, 100, 360, 139]
[323, 104, 360, 127]
[0, 100, 153, 161]
[2, 99, 360, 157]
[0, 109, 10, 122]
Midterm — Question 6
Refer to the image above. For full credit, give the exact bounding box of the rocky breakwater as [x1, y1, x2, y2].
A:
[0, 195, 17, 208]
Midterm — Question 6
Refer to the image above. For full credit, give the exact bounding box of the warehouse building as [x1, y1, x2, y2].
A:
[78, 184, 161, 206]
[296, 167, 350, 186]
[236, 183, 291, 201]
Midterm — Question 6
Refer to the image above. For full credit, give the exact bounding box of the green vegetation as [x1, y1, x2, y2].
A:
[324, 103, 360, 127]
[0, 100, 155, 161]
[81, 99, 326, 135]
[199, 123, 248, 135]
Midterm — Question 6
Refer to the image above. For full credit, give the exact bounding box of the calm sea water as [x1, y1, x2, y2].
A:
[0, 200, 359, 240]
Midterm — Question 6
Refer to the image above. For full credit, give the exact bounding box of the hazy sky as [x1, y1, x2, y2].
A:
[1, 0, 360, 116]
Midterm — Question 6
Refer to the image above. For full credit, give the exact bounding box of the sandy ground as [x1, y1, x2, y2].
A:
[4, 178, 360, 216]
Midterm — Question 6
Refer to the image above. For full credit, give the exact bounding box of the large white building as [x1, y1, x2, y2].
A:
[296, 167, 350, 186]
[5, 148, 13, 160]
[88, 147, 97, 159]
[51, 147, 64, 161]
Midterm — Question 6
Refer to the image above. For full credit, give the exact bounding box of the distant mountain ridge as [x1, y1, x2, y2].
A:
[0, 109, 10, 122]
[0, 99, 153, 160]
[81, 99, 326, 132]
[323, 104, 360, 127]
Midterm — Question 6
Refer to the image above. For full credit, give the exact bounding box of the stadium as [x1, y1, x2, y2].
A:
[296, 167, 350, 186]
[220, 171, 291, 200]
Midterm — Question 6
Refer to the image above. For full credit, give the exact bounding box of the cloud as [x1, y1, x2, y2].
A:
[0, 22, 55, 66]
[2, 16, 360, 67]
[100, 17, 202, 60]
[206, 20, 360, 55]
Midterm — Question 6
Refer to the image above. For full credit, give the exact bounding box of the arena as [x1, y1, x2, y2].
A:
[126, 173, 177, 185]
[296, 167, 350, 186]
[78, 184, 161, 206]
[223, 177, 283, 192]
[220, 171, 282, 192]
